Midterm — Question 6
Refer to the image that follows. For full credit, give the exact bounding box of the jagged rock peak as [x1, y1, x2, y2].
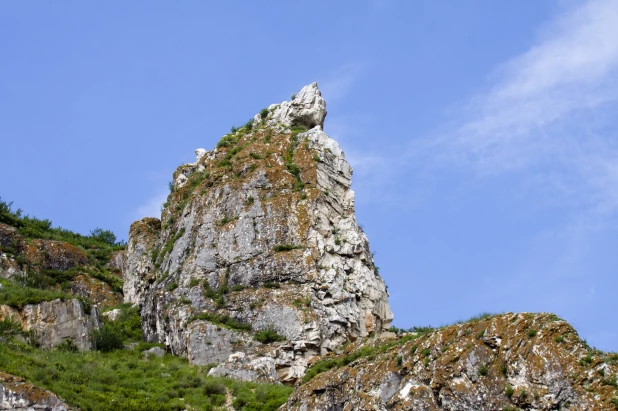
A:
[123, 84, 391, 384]
[254, 82, 327, 130]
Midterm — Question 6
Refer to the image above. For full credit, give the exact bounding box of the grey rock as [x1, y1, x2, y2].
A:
[0, 299, 100, 350]
[124, 83, 392, 383]
[142, 346, 166, 357]
[102, 308, 122, 322]
[0, 371, 69, 410]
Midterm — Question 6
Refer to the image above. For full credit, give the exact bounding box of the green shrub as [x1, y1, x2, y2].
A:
[479, 364, 488, 376]
[528, 329, 537, 338]
[166, 282, 178, 292]
[272, 244, 301, 252]
[505, 384, 514, 397]
[554, 335, 564, 343]
[189, 278, 200, 288]
[263, 281, 280, 289]
[92, 324, 124, 352]
[0, 317, 22, 342]
[254, 327, 285, 344]
[259, 108, 269, 119]
[56, 339, 79, 353]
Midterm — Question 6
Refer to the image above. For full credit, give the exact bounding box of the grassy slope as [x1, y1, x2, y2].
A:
[0, 303, 292, 410]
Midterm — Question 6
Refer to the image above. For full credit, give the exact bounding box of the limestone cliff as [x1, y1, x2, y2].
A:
[124, 83, 393, 383]
[282, 313, 618, 410]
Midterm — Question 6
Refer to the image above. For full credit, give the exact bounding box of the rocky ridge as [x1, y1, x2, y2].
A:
[282, 313, 618, 410]
[124, 82, 393, 383]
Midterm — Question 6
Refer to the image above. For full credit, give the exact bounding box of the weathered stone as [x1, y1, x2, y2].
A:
[0, 371, 69, 410]
[261, 82, 327, 130]
[282, 313, 618, 410]
[124, 83, 392, 383]
[142, 346, 166, 357]
[0, 299, 100, 350]
[102, 308, 122, 321]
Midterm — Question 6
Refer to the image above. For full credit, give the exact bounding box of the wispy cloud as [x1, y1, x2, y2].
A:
[446, 0, 618, 187]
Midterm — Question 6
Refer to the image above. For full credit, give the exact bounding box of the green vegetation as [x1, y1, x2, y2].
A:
[92, 324, 124, 352]
[254, 326, 285, 344]
[554, 335, 564, 343]
[246, 196, 255, 205]
[303, 328, 435, 383]
[0, 340, 292, 411]
[263, 281, 280, 289]
[166, 282, 178, 292]
[272, 244, 302, 252]
[0, 198, 126, 267]
[505, 384, 514, 397]
[0, 301, 291, 409]
[188, 312, 252, 332]
[0, 278, 73, 309]
[527, 329, 537, 338]
[259, 108, 269, 119]
[284, 127, 309, 191]
[189, 278, 201, 288]
[479, 364, 488, 376]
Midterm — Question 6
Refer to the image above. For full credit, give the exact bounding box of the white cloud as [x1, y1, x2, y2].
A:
[431, 0, 618, 215]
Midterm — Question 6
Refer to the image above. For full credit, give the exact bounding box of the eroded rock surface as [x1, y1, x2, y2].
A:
[0, 372, 68, 411]
[282, 313, 618, 410]
[124, 83, 392, 383]
[0, 299, 100, 350]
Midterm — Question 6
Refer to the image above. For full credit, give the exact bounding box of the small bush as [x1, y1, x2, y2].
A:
[246, 196, 255, 205]
[505, 384, 514, 397]
[249, 152, 263, 160]
[554, 335, 564, 343]
[421, 348, 431, 357]
[263, 281, 280, 289]
[166, 282, 178, 292]
[528, 329, 537, 338]
[254, 326, 285, 344]
[57, 339, 79, 353]
[479, 364, 488, 376]
[259, 108, 269, 119]
[396, 355, 403, 366]
[92, 324, 124, 352]
[272, 244, 301, 252]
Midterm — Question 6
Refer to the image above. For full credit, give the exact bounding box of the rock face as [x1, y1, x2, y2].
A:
[282, 313, 618, 410]
[0, 372, 69, 411]
[124, 83, 392, 383]
[0, 299, 100, 350]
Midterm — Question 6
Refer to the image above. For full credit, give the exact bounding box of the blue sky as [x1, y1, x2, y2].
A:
[2, 1, 617, 350]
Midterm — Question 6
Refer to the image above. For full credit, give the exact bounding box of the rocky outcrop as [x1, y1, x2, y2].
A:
[0, 299, 100, 350]
[124, 83, 392, 383]
[0, 372, 68, 411]
[0, 222, 123, 309]
[282, 313, 618, 410]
